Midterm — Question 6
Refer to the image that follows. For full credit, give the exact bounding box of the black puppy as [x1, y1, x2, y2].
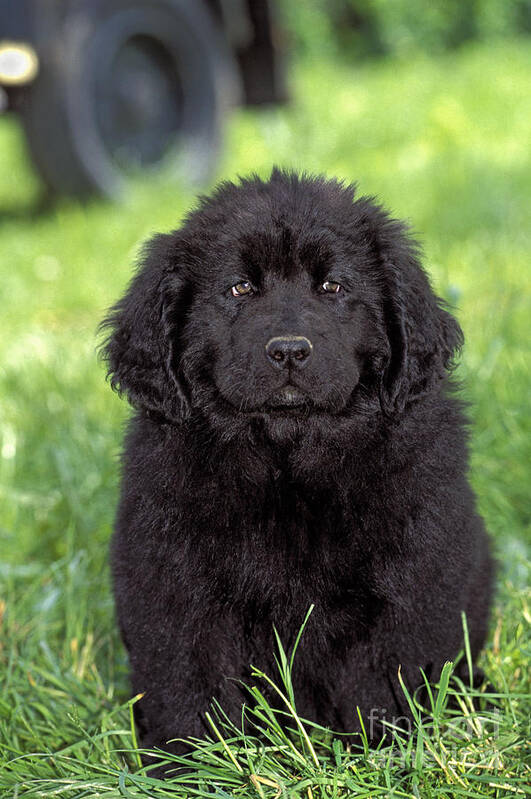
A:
[101, 169, 493, 763]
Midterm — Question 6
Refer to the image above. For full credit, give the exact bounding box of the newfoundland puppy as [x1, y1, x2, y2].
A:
[101, 169, 493, 763]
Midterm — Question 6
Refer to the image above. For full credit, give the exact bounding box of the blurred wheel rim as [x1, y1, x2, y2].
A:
[94, 34, 184, 170]
[64, 3, 240, 196]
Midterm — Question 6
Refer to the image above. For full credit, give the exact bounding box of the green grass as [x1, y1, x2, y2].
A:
[0, 39, 530, 797]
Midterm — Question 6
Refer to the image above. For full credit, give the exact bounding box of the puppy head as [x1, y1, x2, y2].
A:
[100, 170, 462, 433]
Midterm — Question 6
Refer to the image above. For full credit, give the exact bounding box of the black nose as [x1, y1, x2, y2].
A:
[265, 335, 313, 368]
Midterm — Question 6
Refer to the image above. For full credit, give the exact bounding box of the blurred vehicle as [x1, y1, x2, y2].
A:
[0, 0, 286, 197]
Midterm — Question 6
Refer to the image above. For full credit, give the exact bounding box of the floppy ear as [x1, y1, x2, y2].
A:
[373, 216, 463, 415]
[99, 233, 190, 423]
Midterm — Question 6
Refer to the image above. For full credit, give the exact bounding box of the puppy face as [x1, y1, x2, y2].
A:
[101, 170, 462, 437]
[179, 221, 386, 423]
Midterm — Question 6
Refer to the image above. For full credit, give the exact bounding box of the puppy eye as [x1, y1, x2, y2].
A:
[231, 281, 253, 297]
[321, 280, 342, 294]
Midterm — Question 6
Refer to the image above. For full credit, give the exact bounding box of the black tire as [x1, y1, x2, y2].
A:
[19, 0, 240, 198]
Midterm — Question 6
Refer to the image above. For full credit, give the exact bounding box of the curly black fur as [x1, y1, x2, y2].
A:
[100, 169, 493, 767]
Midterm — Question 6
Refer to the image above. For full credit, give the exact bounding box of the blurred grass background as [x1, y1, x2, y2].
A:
[0, 2, 530, 793]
